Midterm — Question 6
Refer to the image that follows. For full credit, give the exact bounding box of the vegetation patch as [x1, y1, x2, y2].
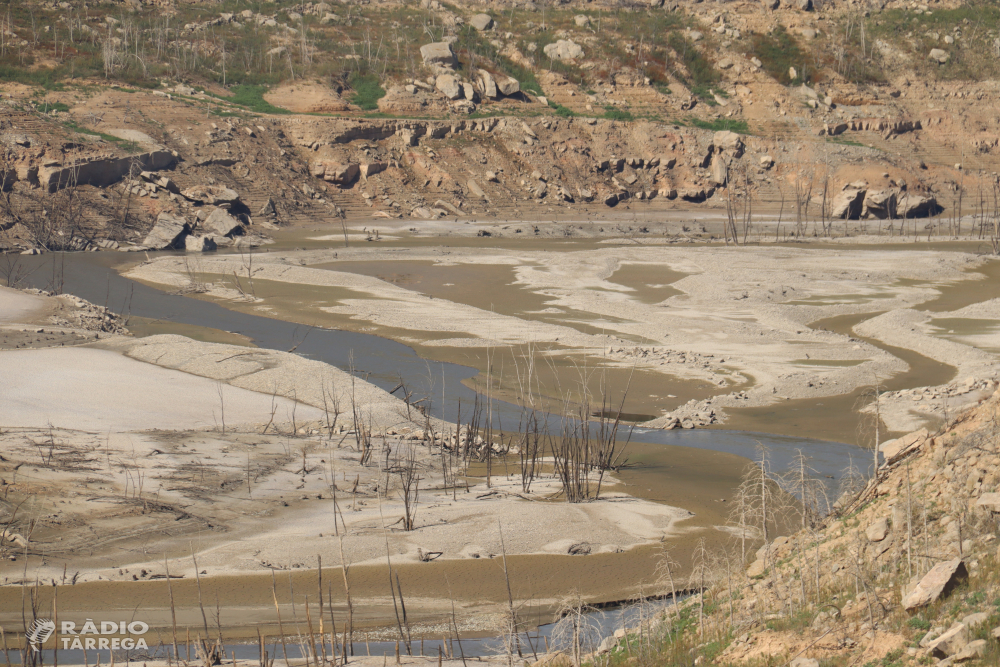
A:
[748, 26, 811, 85]
[349, 73, 386, 111]
[226, 85, 292, 115]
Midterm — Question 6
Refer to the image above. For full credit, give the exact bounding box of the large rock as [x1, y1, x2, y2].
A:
[180, 185, 240, 205]
[879, 427, 927, 461]
[467, 180, 486, 198]
[709, 155, 728, 187]
[477, 70, 498, 99]
[897, 193, 939, 218]
[574, 15, 590, 27]
[713, 130, 744, 157]
[420, 42, 456, 67]
[436, 74, 462, 100]
[201, 208, 243, 237]
[143, 212, 189, 250]
[184, 235, 218, 252]
[863, 189, 898, 219]
[831, 187, 866, 219]
[496, 75, 520, 97]
[902, 559, 968, 610]
[976, 492, 1000, 512]
[929, 48, 950, 64]
[469, 14, 493, 31]
[953, 639, 987, 662]
[323, 163, 360, 185]
[543, 39, 584, 62]
[360, 162, 388, 179]
[865, 517, 889, 542]
[927, 622, 969, 658]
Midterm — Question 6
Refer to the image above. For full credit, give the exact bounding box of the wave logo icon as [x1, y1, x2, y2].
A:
[26, 619, 56, 652]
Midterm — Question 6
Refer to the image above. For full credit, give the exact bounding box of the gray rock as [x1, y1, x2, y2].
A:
[604, 192, 619, 206]
[469, 14, 493, 31]
[477, 70, 498, 99]
[902, 559, 968, 610]
[976, 492, 1000, 511]
[496, 75, 520, 97]
[323, 163, 360, 185]
[184, 235, 217, 252]
[574, 15, 590, 27]
[831, 188, 866, 219]
[713, 130, 744, 156]
[789, 658, 819, 667]
[953, 640, 986, 662]
[360, 162, 388, 179]
[143, 212, 189, 249]
[543, 39, 584, 62]
[567, 542, 591, 556]
[866, 517, 889, 542]
[762, 0, 779, 8]
[961, 612, 989, 629]
[928, 622, 969, 658]
[420, 42, 456, 67]
[796, 0, 812, 10]
[436, 74, 462, 100]
[863, 189, 898, 220]
[467, 180, 486, 198]
[897, 193, 939, 218]
[929, 48, 950, 64]
[201, 208, 243, 237]
[180, 185, 240, 205]
[709, 155, 728, 187]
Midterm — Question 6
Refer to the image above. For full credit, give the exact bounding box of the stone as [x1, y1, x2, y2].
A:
[460, 82, 477, 102]
[180, 185, 240, 205]
[863, 189, 899, 221]
[976, 492, 1000, 511]
[478, 70, 498, 99]
[713, 130, 744, 156]
[800, 28, 817, 39]
[746, 559, 766, 577]
[953, 640, 986, 662]
[467, 180, 486, 198]
[928, 622, 969, 659]
[323, 163, 360, 185]
[929, 48, 950, 64]
[796, 0, 813, 10]
[184, 235, 217, 252]
[689, 31, 703, 42]
[574, 15, 590, 27]
[201, 208, 243, 237]
[760, 155, 774, 168]
[142, 212, 189, 250]
[470, 14, 493, 31]
[360, 162, 388, 178]
[831, 188, 866, 219]
[961, 612, 989, 629]
[897, 193, 939, 218]
[420, 42, 456, 67]
[604, 193, 620, 206]
[567, 542, 591, 555]
[762, 0, 779, 8]
[902, 559, 968, 610]
[879, 427, 927, 460]
[717, 58, 733, 70]
[543, 39, 584, 62]
[866, 517, 889, 542]
[436, 74, 462, 100]
[709, 155, 728, 187]
[789, 66, 798, 80]
[496, 76, 520, 97]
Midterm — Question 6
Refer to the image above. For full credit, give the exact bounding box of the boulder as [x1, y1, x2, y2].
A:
[866, 517, 889, 542]
[953, 640, 987, 662]
[746, 559, 766, 577]
[929, 48, 950, 64]
[496, 76, 520, 97]
[897, 193, 939, 218]
[713, 130, 744, 156]
[976, 492, 1000, 512]
[902, 559, 968, 610]
[879, 427, 927, 461]
[709, 155, 728, 187]
[420, 42, 456, 67]
[478, 70, 498, 99]
[360, 162, 388, 179]
[762, 0, 779, 8]
[436, 74, 462, 100]
[796, 0, 813, 10]
[467, 179, 486, 198]
[863, 189, 898, 219]
[543, 39, 584, 62]
[961, 612, 989, 629]
[180, 185, 240, 205]
[567, 542, 591, 556]
[184, 235, 217, 252]
[928, 622, 969, 659]
[604, 192, 620, 206]
[323, 163, 360, 186]
[574, 15, 590, 27]
[470, 14, 493, 31]
[143, 212, 189, 250]
[201, 208, 243, 237]
[460, 82, 477, 102]
[831, 188, 866, 219]
[760, 155, 774, 168]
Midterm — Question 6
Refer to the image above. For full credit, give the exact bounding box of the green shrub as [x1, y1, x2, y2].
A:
[349, 72, 385, 111]
[667, 31, 719, 101]
[548, 100, 574, 117]
[748, 25, 810, 85]
[227, 85, 291, 114]
[603, 106, 633, 122]
[907, 617, 931, 631]
[687, 118, 749, 134]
